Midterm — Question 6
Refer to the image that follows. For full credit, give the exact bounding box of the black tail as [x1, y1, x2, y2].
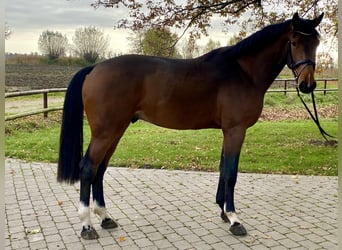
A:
[57, 66, 94, 184]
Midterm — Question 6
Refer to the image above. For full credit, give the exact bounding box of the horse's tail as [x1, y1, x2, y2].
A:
[57, 65, 94, 184]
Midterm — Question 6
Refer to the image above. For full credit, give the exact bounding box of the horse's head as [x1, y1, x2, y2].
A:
[287, 12, 324, 94]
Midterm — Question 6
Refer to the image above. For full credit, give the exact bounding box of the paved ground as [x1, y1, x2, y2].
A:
[5, 158, 337, 250]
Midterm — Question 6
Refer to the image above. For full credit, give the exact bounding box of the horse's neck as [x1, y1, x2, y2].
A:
[237, 37, 289, 93]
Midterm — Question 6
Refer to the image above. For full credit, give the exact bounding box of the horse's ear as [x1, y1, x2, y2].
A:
[312, 13, 324, 27]
[292, 12, 300, 28]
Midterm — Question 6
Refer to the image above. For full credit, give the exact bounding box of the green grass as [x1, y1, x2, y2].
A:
[5, 115, 337, 176]
[263, 92, 338, 108]
[241, 120, 337, 175]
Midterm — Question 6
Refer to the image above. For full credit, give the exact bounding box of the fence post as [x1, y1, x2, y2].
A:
[324, 79, 327, 96]
[43, 92, 48, 118]
[284, 80, 287, 95]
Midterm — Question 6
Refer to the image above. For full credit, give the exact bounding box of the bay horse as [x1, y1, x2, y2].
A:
[58, 13, 324, 240]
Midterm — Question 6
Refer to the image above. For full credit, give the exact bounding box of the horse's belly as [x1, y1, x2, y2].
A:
[134, 105, 220, 130]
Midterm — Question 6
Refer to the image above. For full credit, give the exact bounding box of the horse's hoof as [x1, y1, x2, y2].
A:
[101, 218, 118, 229]
[81, 226, 99, 240]
[220, 212, 230, 223]
[229, 222, 247, 236]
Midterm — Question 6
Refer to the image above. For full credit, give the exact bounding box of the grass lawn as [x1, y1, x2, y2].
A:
[5, 114, 337, 176]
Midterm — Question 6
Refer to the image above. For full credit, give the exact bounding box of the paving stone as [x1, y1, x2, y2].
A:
[278, 238, 300, 248]
[134, 237, 154, 248]
[319, 240, 338, 250]
[146, 231, 164, 241]
[286, 232, 306, 242]
[28, 240, 47, 249]
[172, 240, 192, 250]
[182, 233, 201, 243]
[164, 232, 183, 242]
[65, 242, 84, 250]
[305, 232, 326, 243]
[298, 239, 324, 250]
[46, 241, 66, 250]
[201, 234, 221, 245]
[153, 238, 174, 249]
[5, 159, 337, 249]
[270, 246, 289, 250]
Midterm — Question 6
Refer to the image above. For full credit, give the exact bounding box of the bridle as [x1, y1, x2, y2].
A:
[287, 32, 316, 81]
[287, 31, 336, 142]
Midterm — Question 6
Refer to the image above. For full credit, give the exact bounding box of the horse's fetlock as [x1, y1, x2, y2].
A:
[79, 202, 92, 227]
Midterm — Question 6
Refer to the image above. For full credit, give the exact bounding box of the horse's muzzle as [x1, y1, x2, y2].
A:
[299, 81, 316, 94]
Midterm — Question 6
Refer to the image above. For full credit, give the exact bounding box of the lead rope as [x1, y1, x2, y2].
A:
[295, 86, 337, 142]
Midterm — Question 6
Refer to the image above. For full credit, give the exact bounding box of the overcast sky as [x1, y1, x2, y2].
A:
[5, 0, 137, 54]
[5, 0, 230, 55]
[5, 1, 335, 60]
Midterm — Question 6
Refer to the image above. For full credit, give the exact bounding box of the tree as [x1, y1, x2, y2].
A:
[38, 30, 68, 60]
[227, 34, 243, 46]
[127, 30, 144, 54]
[128, 28, 179, 57]
[143, 28, 179, 57]
[73, 26, 110, 63]
[202, 39, 221, 54]
[91, 0, 337, 42]
[317, 52, 334, 69]
[180, 37, 200, 59]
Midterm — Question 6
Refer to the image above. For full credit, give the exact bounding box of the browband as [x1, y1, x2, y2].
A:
[294, 30, 313, 36]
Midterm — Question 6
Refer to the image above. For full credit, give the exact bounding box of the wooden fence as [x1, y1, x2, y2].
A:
[5, 78, 338, 121]
[269, 78, 338, 95]
[5, 88, 66, 121]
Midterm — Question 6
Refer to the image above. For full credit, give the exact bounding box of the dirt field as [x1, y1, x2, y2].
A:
[5, 64, 81, 92]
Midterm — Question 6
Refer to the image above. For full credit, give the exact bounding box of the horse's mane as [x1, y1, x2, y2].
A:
[201, 19, 293, 61]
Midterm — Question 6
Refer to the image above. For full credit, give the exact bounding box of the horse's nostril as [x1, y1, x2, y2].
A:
[299, 81, 316, 94]
[312, 81, 317, 90]
[299, 82, 310, 94]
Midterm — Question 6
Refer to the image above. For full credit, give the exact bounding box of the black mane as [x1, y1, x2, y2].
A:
[202, 20, 292, 61]
[229, 20, 293, 57]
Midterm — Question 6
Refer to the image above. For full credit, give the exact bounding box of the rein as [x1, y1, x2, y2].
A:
[295, 88, 336, 142]
[287, 41, 337, 142]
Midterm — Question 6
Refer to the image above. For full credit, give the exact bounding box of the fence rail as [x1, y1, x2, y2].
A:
[270, 78, 338, 95]
[5, 88, 66, 121]
[5, 78, 338, 121]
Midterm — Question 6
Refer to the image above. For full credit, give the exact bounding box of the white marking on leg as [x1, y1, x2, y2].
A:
[93, 200, 109, 221]
[224, 202, 241, 226]
[79, 202, 92, 228]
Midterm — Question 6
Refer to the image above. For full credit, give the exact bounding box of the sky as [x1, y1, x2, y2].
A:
[5, 0, 230, 55]
[5, 0, 133, 54]
[5, 0, 337, 61]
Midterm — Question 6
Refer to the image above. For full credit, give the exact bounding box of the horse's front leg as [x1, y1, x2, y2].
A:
[216, 128, 247, 236]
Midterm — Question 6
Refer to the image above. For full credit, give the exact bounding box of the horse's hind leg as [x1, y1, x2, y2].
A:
[79, 126, 128, 240]
[79, 148, 99, 239]
[92, 142, 120, 229]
